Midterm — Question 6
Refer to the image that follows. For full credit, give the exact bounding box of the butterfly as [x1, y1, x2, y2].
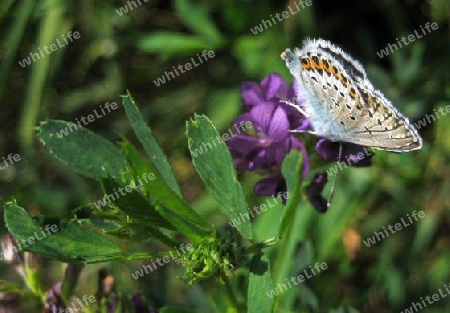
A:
[281, 38, 422, 152]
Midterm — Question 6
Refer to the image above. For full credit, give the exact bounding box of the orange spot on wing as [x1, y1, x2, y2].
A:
[329, 69, 349, 88]
[311, 60, 323, 70]
[301, 62, 312, 69]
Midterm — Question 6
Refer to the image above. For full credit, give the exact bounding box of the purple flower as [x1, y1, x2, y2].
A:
[131, 293, 158, 313]
[227, 74, 310, 200]
[315, 139, 373, 167]
[228, 73, 373, 210]
[105, 295, 122, 313]
[45, 282, 66, 313]
[306, 172, 328, 213]
[131, 293, 144, 308]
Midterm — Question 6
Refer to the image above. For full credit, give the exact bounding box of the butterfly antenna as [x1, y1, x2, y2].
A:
[327, 142, 343, 208]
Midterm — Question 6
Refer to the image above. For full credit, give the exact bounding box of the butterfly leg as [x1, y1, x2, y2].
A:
[280, 100, 309, 118]
[289, 129, 318, 136]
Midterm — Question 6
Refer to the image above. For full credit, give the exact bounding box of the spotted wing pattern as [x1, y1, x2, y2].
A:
[281, 38, 422, 152]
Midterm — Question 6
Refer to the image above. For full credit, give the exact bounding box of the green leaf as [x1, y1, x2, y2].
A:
[121, 91, 181, 196]
[248, 252, 275, 313]
[99, 175, 211, 244]
[155, 205, 211, 243]
[4, 201, 124, 264]
[137, 32, 207, 57]
[103, 222, 179, 248]
[120, 139, 152, 195]
[174, 0, 222, 45]
[120, 136, 212, 241]
[99, 176, 175, 231]
[278, 150, 303, 239]
[37, 120, 127, 180]
[186, 114, 253, 240]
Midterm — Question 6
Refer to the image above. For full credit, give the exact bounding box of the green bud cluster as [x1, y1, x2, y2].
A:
[180, 231, 246, 284]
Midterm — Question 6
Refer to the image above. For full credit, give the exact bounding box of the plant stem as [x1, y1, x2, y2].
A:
[222, 273, 241, 312]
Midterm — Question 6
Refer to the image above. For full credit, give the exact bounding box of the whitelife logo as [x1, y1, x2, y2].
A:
[116, 0, 150, 16]
[0, 224, 58, 261]
[55, 102, 119, 139]
[376, 22, 439, 58]
[0, 153, 21, 171]
[412, 103, 450, 130]
[363, 211, 425, 247]
[400, 283, 450, 313]
[55, 293, 96, 313]
[93, 172, 155, 209]
[249, 0, 313, 35]
[266, 262, 328, 299]
[131, 243, 193, 280]
[153, 50, 215, 87]
[325, 147, 373, 177]
[190, 121, 253, 157]
[18, 31, 81, 68]
[228, 192, 289, 228]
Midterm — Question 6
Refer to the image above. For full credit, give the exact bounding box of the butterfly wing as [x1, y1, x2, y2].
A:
[339, 84, 422, 151]
[282, 38, 422, 152]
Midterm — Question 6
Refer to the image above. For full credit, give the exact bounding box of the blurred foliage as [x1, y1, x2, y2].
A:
[0, 0, 449, 312]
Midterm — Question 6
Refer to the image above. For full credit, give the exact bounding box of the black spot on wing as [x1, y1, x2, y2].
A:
[318, 46, 366, 81]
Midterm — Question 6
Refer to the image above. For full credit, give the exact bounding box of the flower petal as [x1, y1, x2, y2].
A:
[230, 113, 255, 135]
[341, 144, 374, 167]
[267, 104, 290, 141]
[261, 73, 288, 100]
[315, 138, 337, 160]
[254, 174, 286, 197]
[241, 82, 264, 110]
[309, 195, 328, 213]
[227, 135, 263, 170]
[263, 140, 289, 170]
[249, 102, 278, 137]
[316, 139, 373, 167]
[227, 135, 262, 155]
[282, 103, 310, 131]
[306, 172, 328, 213]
